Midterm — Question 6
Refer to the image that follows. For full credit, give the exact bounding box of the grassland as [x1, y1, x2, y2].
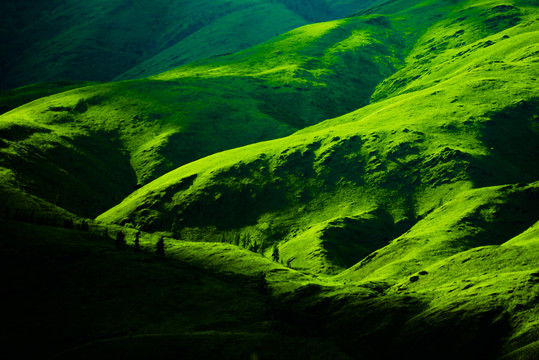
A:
[0, 8, 407, 217]
[1, 0, 538, 358]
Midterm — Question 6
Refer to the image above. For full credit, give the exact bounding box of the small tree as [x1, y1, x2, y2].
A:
[63, 218, 74, 229]
[115, 231, 126, 250]
[255, 272, 268, 295]
[272, 246, 280, 263]
[134, 231, 141, 252]
[80, 220, 89, 232]
[156, 236, 165, 256]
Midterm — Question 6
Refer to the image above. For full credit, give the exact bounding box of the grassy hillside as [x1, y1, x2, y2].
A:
[0, 219, 342, 359]
[0, 10, 406, 217]
[94, 2, 539, 355]
[1, 0, 538, 358]
[99, 0, 539, 274]
[3, 206, 538, 359]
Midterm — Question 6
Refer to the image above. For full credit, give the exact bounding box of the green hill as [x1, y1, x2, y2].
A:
[0, 0, 379, 90]
[0, 8, 405, 217]
[99, 0, 539, 274]
[1, 0, 538, 359]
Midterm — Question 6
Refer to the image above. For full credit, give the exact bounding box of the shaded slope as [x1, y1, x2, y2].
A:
[7, 216, 538, 359]
[0, 0, 303, 90]
[0, 219, 350, 360]
[4, 209, 537, 359]
[98, 0, 539, 275]
[0, 81, 99, 115]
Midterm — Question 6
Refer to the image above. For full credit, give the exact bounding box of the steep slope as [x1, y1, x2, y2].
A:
[0, 0, 380, 90]
[98, 0, 539, 273]
[0, 10, 404, 217]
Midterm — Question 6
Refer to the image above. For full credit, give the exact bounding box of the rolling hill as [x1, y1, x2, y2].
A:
[0, 0, 380, 91]
[99, 0, 539, 274]
[1, 0, 538, 359]
[0, 5, 405, 217]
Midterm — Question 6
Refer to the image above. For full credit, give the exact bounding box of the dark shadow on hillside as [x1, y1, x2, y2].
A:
[470, 100, 539, 188]
[0, 220, 278, 359]
[4, 130, 139, 218]
[273, 281, 510, 360]
[460, 184, 539, 248]
[322, 208, 411, 269]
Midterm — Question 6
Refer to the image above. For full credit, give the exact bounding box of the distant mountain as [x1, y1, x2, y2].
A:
[0, 0, 379, 90]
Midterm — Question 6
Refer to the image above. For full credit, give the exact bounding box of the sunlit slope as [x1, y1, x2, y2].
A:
[98, 0, 539, 275]
[0, 12, 409, 217]
[376, 220, 539, 359]
[368, 0, 537, 102]
[0, 81, 99, 115]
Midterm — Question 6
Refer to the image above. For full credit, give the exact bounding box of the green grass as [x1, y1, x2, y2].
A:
[1, 0, 538, 358]
[97, 0, 539, 275]
[0, 9, 409, 217]
[0, 0, 381, 90]
[0, 81, 99, 115]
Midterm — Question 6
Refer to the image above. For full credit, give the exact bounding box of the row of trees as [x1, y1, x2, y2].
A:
[115, 228, 284, 265]
[4, 205, 283, 265]
[221, 231, 265, 253]
[219, 231, 280, 263]
[113, 230, 165, 256]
